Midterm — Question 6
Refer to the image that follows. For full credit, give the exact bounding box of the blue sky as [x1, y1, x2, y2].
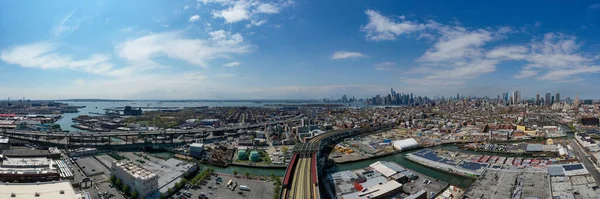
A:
[1, 0, 600, 100]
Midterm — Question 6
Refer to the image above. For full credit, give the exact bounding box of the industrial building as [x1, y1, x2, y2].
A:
[0, 137, 9, 153]
[392, 138, 419, 151]
[0, 156, 60, 182]
[2, 149, 61, 159]
[328, 161, 422, 199]
[189, 143, 204, 158]
[0, 148, 63, 182]
[111, 160, 159, 198]
[0, 181, 89, 199]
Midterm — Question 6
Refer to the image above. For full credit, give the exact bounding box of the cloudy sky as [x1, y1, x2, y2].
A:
[1, 0, 600, 100]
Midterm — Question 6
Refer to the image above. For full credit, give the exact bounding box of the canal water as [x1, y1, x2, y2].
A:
[198, 145, 478, 188]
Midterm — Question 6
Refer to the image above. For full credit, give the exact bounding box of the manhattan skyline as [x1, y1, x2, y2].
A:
[1, 1, 600, 100]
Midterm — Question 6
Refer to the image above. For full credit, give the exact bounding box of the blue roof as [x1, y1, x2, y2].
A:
[458, 161, 488, 171]
[412, 149, 459, 166]
[562, 164, 584, 171]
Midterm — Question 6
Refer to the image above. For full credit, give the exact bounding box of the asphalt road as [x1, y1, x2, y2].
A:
[570, 139, 600, 186]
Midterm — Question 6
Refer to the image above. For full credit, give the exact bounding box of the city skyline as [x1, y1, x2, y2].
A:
[1, 1, 600, 100]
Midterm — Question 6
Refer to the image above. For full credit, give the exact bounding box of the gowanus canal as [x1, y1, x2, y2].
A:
[199, 145, 480, 188]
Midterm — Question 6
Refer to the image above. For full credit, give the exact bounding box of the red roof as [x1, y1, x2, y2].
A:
[353, 181, 363, 191]
[0, 114, 16, 117]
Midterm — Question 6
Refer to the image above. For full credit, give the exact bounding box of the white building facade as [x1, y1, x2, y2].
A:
[111, 161, 159, 198]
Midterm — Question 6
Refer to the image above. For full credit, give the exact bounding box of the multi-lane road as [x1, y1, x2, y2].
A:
[570, 139, 600, 186]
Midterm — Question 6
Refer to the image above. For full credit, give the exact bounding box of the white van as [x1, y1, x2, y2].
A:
[239, 185, 250, 191]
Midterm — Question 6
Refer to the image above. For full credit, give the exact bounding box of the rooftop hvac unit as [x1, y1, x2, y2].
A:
[60, 190, 64, 194]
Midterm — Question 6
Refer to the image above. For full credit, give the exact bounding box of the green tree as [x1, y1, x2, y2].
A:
[181, 178, 188, 184]
[245, 172, 250, 178]
[122, 185, 129, 195]
[110, 175, 116, 184]
[115, 179, 122, 187]
[132, 191, 138, 199]
[270, 173, 276, 181]
[233, 170, 238, 176]
[167, 188, 173, 194]
[282, 146, 289, 154]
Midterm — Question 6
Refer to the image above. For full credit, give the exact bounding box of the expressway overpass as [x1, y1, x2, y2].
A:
[0, 119, 299, 149]
[280, 124, 394, 199]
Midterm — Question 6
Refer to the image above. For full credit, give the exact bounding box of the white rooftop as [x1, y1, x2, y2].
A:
[0, 181, 84, 199]
[2, 157, 51, 168]
[341, 180, 402, 199]
[114, 161, 157, 180]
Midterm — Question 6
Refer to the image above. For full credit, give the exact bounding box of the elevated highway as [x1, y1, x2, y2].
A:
[0, 119, 300, 149]
[280, 124, 394, 199]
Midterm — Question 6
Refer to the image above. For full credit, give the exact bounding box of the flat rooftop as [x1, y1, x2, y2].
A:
[114, 161, 157, 180]
[2, 157, 51, 167]
[0, 181, 83, 199]
[2, 149, 57, 158]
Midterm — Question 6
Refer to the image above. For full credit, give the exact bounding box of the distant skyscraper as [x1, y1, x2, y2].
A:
[536, 94, 540, 105]
[551, 96, 555, 105]
[545, 92, 551, 106]
[457, 93, 460, 100]
[555, 93, 560, 104]
[574, 94, 580, 107]
[512, 90, 521, 105]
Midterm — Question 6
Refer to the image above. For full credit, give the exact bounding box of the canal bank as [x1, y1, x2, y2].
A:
[198, 144, 485, 188]
[330, 145, 477, 188]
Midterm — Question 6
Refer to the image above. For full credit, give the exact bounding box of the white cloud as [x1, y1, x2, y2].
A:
[117, 30, 250, 67]
[205, 0, 288, 26]
[246, 19, 267, 28]
[374, 62, 396, 71]
[212, 1, 251, 23]
[419, 27, 494, 62]
[189, 15, 200, 22]
[216, 73, 236, 77]
[222, 61, 241, 67]
[588, 3, 600, 10]
[361, 10, 430, 41]
[330, 51, 366, 60]
[52, 11, 81, 38]
[487, 46, 528, 60]
[0, 42, 113, 75]
[488, 33, 599, 82]
[184, 5, 190, 10]
[405, 25, 504, 85]
[513, 69, 538, 79]
[255, 3, 279, 14]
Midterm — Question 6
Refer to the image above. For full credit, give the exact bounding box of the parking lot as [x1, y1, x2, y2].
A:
[174, 173, 276, 199]
[90, 182, 126, 199]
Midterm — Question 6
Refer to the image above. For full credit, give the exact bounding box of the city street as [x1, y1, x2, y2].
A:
[570, 139, 600, 186]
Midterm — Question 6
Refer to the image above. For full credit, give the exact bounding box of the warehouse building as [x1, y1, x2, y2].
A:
[111, 161, 159, 198]
[392, 138, 419, 151]
[189, 143, 204, 158]
[0, 181, 89, 199]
